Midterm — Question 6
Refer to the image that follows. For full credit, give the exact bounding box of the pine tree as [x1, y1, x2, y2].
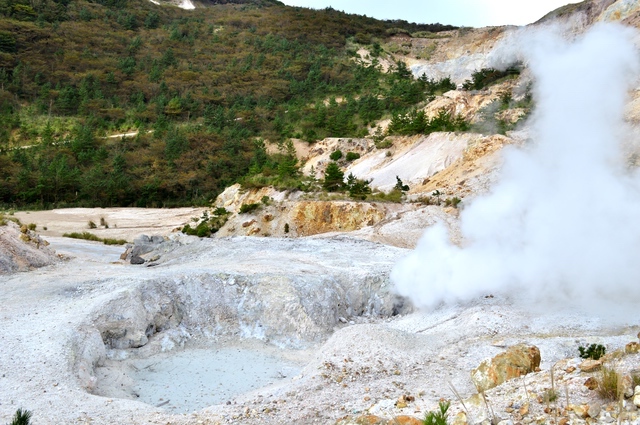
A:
[323, 162, 344, 192]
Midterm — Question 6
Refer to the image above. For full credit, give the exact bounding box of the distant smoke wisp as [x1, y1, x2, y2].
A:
[391, 23, 640, 318]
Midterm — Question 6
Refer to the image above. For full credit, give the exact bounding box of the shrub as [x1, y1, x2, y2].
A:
[579, 344, 606, 360]
[462, 67, 520, 91]
[182, 207, 230, 237]
[395, 176, 409, 192]
[329, 150, 343, 161]
[239, 203, 261, 214]
[27, 223, 36, 231]
[444, 197, 462, 208]
[284, 223, 290, 233]
[375, 138, 393, 149]
[88, 220, 97, 229]
[423, 401, 450, 425]
[345, 152, 360, 161]
[213, 207, 229, 216]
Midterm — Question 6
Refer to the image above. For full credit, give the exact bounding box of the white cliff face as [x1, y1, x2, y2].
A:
[178, 0, 195, 9]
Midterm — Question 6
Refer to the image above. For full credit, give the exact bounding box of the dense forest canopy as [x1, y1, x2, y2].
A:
[0, 0, 457, 208]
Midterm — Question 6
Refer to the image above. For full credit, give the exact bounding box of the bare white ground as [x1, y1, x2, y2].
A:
[1, 233, 638, 425]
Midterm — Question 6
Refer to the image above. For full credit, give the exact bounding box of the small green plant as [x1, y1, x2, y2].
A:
[99, 217, 108, 228]
[543, 388, 558, 403]
[432, 190, 442, 205]
[261, 195, 271, 205]
[329, 150, 343, 161]
[395, 176, 409, 192]
[423, 400, 450, 425]
[213, 207, 228, 216]
[239, 203, 261, 214]
[597, 366, 620, 401]
[284, 223, 290, 233]
[375, 138, 393, 149]
[345, 151, 360, 161]
[8, 408, 32, 425]
[27, 223, 36, 231]
[444, 197, 462, 208]
[579, 344, 606, 360]
[88, 220, 97, 229]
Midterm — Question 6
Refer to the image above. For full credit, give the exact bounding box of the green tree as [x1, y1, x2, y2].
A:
[323, 161, 344, 192]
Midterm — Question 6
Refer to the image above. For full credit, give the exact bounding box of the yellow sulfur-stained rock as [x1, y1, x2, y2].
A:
[625, 342, 639, 354]
[451, 411, 468, 425]
[471, 344, 541, 392]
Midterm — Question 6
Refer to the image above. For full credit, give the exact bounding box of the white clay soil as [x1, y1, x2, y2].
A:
[129, 346, 301, 413]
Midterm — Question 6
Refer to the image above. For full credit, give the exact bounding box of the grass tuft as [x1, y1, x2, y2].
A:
[62, 232, 127, 245]
[597, 366, 620, 401]
[9, 408, 32, 425]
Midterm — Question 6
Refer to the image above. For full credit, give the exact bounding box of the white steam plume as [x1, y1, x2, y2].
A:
[392, 23, 640, 319]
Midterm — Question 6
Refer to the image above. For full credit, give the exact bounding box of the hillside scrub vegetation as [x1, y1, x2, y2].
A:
[0, 0, 457, 208]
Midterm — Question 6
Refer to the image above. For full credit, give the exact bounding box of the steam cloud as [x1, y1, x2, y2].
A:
[392, 23, 640, 318]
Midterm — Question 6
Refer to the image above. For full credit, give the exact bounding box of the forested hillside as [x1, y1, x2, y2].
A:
[0, 0, 455, 207]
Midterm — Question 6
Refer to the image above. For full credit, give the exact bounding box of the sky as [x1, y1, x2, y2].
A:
[279, 0, 577, 28]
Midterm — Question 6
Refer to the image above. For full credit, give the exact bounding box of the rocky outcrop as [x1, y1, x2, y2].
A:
[91, 236, 411, 350]
[0, 221, 58, 274]
[471, 344, 541, 392]
[213, 184, 390, 238]
[120, 234, 165, 264]
[292, 201, 386, 236]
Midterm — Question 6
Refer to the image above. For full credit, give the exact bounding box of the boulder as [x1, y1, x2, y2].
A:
[471, 344, 541, 392]
[130, 255, 145, 265]
[625, 341, 639, 354]
[129, 234, 165, 258]
[0, 221, 58, 274]
[579, 359, 602, 372]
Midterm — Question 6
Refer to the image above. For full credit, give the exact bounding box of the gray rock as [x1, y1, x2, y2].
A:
[130, 255, 145, 265]
[588, 402, 601, 419]
[130, 234, 165, 258]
